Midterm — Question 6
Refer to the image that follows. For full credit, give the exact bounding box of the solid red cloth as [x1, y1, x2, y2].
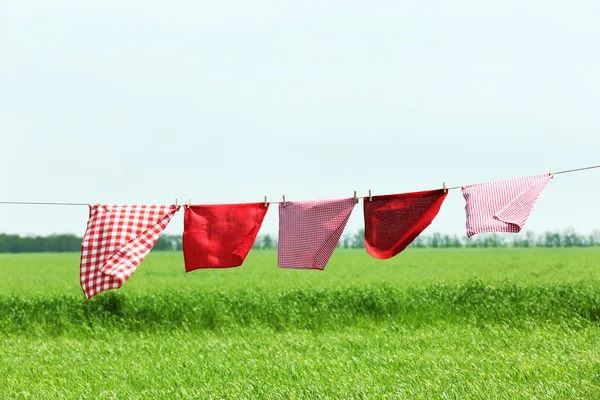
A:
[183, 203, 269, 271]
[363, 189, 448, 259]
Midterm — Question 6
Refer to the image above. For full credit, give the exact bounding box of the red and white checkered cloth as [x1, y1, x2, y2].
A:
[278, 198, 355, 270]
[80, 204, 179, 299]
[462, 174, 552, 237]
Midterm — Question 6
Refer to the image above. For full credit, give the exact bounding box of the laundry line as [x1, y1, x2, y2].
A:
[0, 164, 598, 207]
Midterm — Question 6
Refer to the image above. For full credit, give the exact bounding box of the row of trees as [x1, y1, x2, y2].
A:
[0, 234, 82, 253]
[0, 233, 183, 254]
[408, 229, 600, 248]
[339, 229, 600, 249]
[0, 230, 599, 253]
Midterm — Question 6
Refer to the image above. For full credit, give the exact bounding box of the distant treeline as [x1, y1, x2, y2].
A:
[0, 229, 599, 253]
[0, 234, 180, 254]
[338, 229, 600, 249]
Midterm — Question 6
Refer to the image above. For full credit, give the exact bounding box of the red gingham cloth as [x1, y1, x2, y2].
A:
[278, 198, 355, 270]
[462, 174, 552, 237]
[80, 204, 179, 299]
[364, 189, 448, 259]
[183, 202, 269, 271]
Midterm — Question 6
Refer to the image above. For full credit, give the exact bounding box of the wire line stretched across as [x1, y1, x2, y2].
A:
[0, 164, 598, 206]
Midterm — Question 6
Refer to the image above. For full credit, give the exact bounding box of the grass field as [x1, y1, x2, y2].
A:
[1, 248, 600, 398]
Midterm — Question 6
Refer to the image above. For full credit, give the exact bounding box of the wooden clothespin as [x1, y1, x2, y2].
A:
[368, 190, 372, 202]
[353, 191, 358, 204]
[550, 168, 553, 177]
[187, 198, 191, 209]
[443, 182, 447, 193]
[175, 199, 179, 208]
[282, 195, 286, 207]
[264, 196, 268, 208]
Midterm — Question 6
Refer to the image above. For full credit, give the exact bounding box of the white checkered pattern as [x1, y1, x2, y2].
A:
[462, 174, 552, 238]
[80, 204, 179, 299]
[278, 198, 355, 270]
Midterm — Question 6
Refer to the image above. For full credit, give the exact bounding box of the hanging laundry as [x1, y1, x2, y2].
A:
[278, 198, 355, 270]
[80, 204, 178, 299]
[462, 174, 552, 237]
[364, 189, 448, 259]
[183, 202, 269, 271]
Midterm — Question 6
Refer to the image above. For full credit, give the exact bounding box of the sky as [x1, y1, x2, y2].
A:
[1, 0, 599, 238]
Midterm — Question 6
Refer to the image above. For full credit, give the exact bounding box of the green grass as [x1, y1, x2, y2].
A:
[1, 281, 600, 335]
[1, 326, 599, 399]
[1, 248, 599, 296]
[1, 248, 600, 398]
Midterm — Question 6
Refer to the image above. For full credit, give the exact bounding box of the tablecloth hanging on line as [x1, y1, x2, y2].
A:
[183, 202, 269, 271]
[462, 173, 552, 237]
[79, 204, 179, 299]
[278, 198, 355, 270]
[364, 189, 448, 259]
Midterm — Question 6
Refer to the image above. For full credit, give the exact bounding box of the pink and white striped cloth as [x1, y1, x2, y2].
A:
[278, 198, 355, 270]
[462, 174, 552, 237]
[80, 204, 179, 299]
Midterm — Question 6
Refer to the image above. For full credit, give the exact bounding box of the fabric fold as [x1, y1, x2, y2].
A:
[364, 189, 448, 259]
[183, 202, 269, 271]
[278, 198, 355, 270]
[462, 174, 552, 237]
[79, 204, 178, 299]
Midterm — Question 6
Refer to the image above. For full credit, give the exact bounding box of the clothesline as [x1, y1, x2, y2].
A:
[7, 167, 587, 299]
[0, 164, 598, 207]
[552, 164, 600, 175]
[80, 173, 556, 298]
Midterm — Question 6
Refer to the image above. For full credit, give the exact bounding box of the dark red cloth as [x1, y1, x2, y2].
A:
[183, 202, 269, 271]
[363, 189, 447, 259]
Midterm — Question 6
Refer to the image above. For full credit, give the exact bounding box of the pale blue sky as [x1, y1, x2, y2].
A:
[1, 1, 599, 237]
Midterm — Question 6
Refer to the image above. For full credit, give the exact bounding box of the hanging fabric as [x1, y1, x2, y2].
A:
[79, 204, 178, 299]
[183, 202, 269, 271]
[364, 189, 448, 259]
[462, 173, 552, 237]
[278, 198, 355, 270]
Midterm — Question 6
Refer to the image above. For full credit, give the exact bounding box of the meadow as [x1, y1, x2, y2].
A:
[1, 248, 599, 398]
